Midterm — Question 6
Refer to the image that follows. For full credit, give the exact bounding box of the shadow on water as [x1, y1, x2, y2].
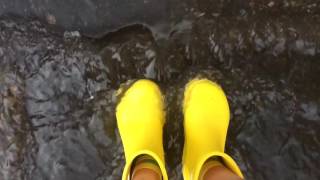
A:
[0, 1, 320, 180]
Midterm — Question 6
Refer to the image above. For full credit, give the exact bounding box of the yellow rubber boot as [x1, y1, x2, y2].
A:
[182, 79, 243, 180]
[116, 79, 168, 180]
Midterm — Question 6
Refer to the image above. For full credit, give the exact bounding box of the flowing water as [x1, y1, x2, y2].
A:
[0, 1, 320, 180]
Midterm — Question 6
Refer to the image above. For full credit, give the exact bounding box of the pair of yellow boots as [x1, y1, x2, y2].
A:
[116, 79, 243, 180]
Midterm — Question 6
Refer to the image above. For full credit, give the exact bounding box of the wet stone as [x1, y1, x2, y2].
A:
[0, 3, 320, 180]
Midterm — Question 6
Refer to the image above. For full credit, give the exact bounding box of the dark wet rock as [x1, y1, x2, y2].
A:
[0, 72, 30, 180]
[1, 0, 319, 38]
[300, 102, 319, 121]
[0, 0, 169, 38]
[32, 128, 105, 180]
[0, 2, 320, 179]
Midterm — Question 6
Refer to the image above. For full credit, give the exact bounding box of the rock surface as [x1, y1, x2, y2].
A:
[0, 1, 320, 179]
